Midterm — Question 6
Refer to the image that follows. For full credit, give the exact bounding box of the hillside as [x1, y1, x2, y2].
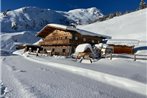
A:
[0, 7, 103, 32]
[79, 8, 147, 42]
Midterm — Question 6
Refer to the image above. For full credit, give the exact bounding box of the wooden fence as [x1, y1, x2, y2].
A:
[134, 54, 147, 61]
[105, 53, 147, 61]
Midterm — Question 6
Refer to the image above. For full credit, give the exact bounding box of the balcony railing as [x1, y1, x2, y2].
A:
[39, 39, 70, 45]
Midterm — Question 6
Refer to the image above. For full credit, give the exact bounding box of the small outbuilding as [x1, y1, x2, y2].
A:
[72, 43, 96, 63]
[74, 43, 95, 59]
[107, 39, 139, 54]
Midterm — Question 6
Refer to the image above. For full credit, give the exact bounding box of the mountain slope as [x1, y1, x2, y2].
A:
[79, 8, 147, 41]
[63, 7, 103, 25]
[0, 7, 103, 32]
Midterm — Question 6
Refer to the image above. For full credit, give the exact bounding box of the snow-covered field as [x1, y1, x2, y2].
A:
[1, 7, 147, 98]
[1, 54, 146, 98]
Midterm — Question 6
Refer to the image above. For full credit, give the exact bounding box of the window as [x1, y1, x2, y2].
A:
[52, 49, 55, 52]
[75, 37, 78, 40]
[92, 40, 95, 43]
[62, 49, 66, 53]
[83, 38, 86, 41]
[65, 36, 68, 39]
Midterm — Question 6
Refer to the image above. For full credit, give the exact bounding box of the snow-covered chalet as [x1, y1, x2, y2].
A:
[36, 24, 111, 56]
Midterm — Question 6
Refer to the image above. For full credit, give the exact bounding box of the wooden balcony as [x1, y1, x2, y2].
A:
[39, 39, 70, 45]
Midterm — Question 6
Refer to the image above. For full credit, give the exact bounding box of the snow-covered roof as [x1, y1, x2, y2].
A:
[75, 29, 111, 38]
[75, 43, 93, 53]
[107, 39, 139, 46]
[47, 24, 67, 30]
[37, 24, 111, 39]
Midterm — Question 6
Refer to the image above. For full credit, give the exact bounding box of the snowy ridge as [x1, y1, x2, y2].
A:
[0, 7, 103, 32]
[23, 55, 147, 96]
[79, 8, 147, 42]
[64, 7, 103, 25]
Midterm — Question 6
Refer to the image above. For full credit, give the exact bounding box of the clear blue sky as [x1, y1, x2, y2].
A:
[1, 0, 147, 14]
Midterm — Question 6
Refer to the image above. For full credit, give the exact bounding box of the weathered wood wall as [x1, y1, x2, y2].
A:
[109, 45, 134, 54]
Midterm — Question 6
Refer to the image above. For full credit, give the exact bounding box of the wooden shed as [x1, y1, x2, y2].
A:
[36, 24, 111, 56]
[107, 39, 139, 54]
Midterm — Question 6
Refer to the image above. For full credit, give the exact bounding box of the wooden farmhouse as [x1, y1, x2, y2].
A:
[107, 39, 139, 54]
[36, 24, 111, 56]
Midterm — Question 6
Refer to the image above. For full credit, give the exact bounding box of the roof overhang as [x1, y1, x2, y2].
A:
[36, 24, 67, 38]
[36, 24, 111, 39]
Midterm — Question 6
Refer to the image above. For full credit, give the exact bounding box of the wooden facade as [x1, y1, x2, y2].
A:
[109, 45, 134, 54]
[107, 39, 139, 54]
[36, 24, 110, 56]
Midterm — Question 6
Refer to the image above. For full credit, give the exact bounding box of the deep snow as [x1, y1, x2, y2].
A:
[1, 55, 146, 98]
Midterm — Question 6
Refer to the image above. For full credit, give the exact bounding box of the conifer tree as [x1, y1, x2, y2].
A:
[139, 0, 146, 9]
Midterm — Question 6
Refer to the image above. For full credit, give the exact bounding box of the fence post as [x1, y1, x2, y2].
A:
[110, 53, 112, 60]
[28, 47, 32, 54]
[134, 54, 136, 61]
[36, 48, 39, 56]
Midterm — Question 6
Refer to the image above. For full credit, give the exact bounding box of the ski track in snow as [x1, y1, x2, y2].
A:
[23, 55, 147, 96]
[1, 57, 37, 98]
